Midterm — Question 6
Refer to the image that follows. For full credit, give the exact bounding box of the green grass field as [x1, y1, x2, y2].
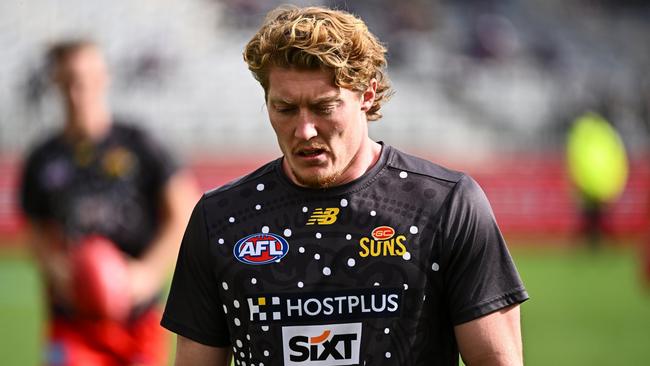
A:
[1, 242, 649, 365]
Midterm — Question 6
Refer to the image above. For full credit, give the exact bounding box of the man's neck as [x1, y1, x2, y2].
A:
[63, 108, 111, 142]
[345, 139, 382, 183]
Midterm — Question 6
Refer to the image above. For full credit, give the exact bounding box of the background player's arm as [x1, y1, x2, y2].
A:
[127, 169, 200, 306]
[25, 220, 72, 306]
[454, 304, 523, 366]
[174, 335, 231, 366]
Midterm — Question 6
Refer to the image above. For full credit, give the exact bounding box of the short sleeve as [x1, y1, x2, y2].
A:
[161, 196, 231, 347]
[440, 175, 528, 325]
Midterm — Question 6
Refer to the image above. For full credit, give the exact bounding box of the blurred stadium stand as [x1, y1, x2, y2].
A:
[1, 0, 649, 242]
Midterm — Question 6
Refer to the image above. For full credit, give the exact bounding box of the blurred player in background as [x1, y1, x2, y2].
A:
[566, 111, 628, 250]
[162, 5, 528, 366]
[18, 39, 199, 366]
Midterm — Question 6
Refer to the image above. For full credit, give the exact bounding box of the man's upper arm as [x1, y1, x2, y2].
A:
[454, 304, 523, 366]
[175, 335, 231, 366]
[161, 197, 232, 348]
[442, 176, 528, 324]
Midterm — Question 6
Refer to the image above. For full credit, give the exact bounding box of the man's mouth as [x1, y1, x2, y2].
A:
[297, 147, 326, 157]
[294, 142, 329, 158]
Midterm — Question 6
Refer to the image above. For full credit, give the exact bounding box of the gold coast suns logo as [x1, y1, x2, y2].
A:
[307, 208, 339, 225]
[358, 226, 407, 258]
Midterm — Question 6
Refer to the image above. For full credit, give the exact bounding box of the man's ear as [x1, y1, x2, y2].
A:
[361, 78, 377, 112]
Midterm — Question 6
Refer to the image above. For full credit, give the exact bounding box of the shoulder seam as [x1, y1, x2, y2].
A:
[385, 164, 462, 184]
[204, 160, 278, 199]
[432, 174, 467, 249]
[385, 156, 464, 184]
[384, 147, 463, 184]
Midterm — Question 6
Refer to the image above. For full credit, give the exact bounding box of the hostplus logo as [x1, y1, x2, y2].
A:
[247, 288, 401, 324]
[282, 323, 362, 365]
[247, 296, 282, 321]
[306, 208, 339, 225]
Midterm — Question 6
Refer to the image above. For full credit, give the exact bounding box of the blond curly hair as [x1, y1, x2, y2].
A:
[243, 6, 392, 121]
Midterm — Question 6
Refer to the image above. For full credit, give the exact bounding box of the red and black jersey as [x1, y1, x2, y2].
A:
[19, 122, 178, 258]
[162, 144, 528, 366]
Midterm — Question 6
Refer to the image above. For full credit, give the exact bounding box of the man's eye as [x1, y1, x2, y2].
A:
[276, 106, 296, 114]
[317, 105, 335, 115]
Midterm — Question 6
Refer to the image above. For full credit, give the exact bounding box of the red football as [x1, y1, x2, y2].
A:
[71, 235, 131, 321]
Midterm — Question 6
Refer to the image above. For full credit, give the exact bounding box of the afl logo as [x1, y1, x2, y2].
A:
[372, 226, 395, 241]
[234, 233, 289, 265]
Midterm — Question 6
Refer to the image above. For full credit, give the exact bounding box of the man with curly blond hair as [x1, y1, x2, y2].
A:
[162, 5, 528, 366]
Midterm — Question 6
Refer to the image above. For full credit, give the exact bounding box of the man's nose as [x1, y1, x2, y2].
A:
[64, 82, 88, 105]
[294, 111, 318, 140]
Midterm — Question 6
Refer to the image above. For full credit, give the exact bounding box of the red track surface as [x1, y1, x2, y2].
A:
[2, 154, 648, 244]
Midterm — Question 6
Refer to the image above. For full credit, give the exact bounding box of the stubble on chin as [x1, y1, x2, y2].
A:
[292, 167, 342, 189]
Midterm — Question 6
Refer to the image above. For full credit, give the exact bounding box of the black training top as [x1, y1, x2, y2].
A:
[20, 122, 177, 258]
[162, 144, 528, 366]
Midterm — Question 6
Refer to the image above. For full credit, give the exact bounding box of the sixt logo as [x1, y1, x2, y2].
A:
[306, 208, 339, 225]
[282, 323, 362, 365]
[359, 226, 407, 258]
[233, 233, 289, 265]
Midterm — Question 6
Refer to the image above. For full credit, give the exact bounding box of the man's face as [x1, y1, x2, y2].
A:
[266, 67, 376, 188]
[54, 46, 109, 136]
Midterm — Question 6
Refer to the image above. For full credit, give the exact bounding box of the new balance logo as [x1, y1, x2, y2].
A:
[306, 208, 339, 225]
